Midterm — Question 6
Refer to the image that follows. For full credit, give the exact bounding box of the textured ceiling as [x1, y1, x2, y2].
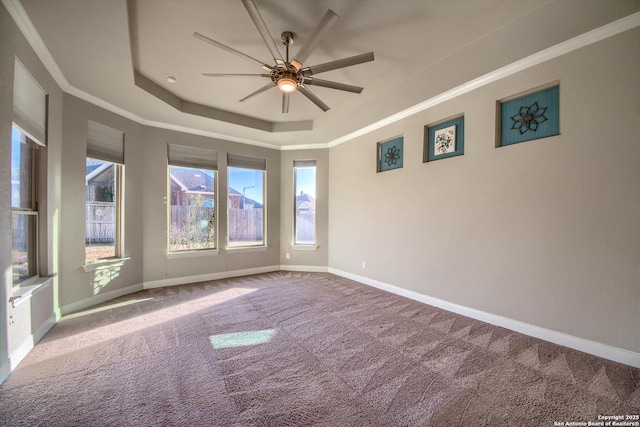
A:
[14, 0, 640, 148]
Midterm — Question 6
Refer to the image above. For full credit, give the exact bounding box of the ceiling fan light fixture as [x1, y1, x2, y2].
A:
[277, 77, 297, 93]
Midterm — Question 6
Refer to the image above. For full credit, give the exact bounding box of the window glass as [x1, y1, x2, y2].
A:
[85, 157, 120, 261]
[11, 126, 34, 209]
[228, 167, 265, 247]
[11, 126, 39, 284]
[168, 165, 216, 251]
[294, 164, 316, 245]
[12, 213, 37, 283]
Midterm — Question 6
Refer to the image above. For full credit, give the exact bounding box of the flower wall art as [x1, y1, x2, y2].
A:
[377, 136, 403, 172]
[497, 84, 559, 147]
[424, 115, 465, 162]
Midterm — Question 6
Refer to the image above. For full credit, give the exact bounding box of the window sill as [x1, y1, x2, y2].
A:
[167, 249, 220, 259]
[226, 245, 269, 254]
[10, 275, 55, 308]
[292, 244, 318, 251]
[83, 257, 130, 273]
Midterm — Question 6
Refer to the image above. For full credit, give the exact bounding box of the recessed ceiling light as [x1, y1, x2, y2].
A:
[165, 74, 177, 83]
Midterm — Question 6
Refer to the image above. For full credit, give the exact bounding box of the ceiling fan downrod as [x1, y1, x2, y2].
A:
[274, 31, 301, 93]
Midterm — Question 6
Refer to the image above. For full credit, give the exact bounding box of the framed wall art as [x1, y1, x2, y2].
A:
[497, 83, 559, 147]
[377, 135, 403, 173]
[424, 115, 465, 162]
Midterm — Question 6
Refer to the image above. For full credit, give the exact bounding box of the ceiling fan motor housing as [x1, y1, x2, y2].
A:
[271, 65, 304, 89]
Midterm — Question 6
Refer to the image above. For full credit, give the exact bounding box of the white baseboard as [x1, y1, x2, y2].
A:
[60, 282, 144, 316]
[143, 265, 281, 290]
[280, 265, 328, 273]
[328, 268, 640, 369]
[1, 311, 57, 385]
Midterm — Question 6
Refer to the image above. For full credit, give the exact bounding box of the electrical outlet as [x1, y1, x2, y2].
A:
[285, 253, 290, 259]
[362, 261, 366, 269]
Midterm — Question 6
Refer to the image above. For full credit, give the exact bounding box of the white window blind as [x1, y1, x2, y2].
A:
[13, 58, 47, 145]
[294, 160, 316, 168]
[87, 121, 124, 164]
[227, 153, 266, 170]
[167, 143, 218, 170]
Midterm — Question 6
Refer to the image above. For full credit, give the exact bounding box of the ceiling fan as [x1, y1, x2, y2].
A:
[193, 0, 375, 114]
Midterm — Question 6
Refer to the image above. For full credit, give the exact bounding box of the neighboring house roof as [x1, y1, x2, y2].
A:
[296, 192, 316, 211]
[86, 162, 112, 183]
[170, 166, 214, 193]
[229, 187, 263, 208]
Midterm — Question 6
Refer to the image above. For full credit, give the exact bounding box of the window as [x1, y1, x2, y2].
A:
[294, 160, 316, 245]
[11, 126, 40, 284]
[227, 154, 266, 248]
[86, 121, 124, 262]
[11, 58, 47, 285]
[167, 143, 218, 252]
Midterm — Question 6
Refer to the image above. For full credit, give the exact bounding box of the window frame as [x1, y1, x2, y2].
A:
[84, 157, 124, 263]
[293, 160, 317, 246]
[167, 164, 218, 253]
[10, 125, 41, 286]
[227, 164, 267, 249]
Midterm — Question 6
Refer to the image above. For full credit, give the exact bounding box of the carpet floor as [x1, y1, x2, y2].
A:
[0, 271, 638, 426]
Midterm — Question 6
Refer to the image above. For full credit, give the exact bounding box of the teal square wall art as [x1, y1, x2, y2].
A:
[498, 84, 560, 147]
[424, 115, 464, 162]
[377, 136, 403, 173]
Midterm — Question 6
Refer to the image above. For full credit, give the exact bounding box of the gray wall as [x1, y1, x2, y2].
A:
[61, 95, 282, 309]
[142, 126, 281, 284]
[328, 27, 640, 354]
[60, 94, 145, 308]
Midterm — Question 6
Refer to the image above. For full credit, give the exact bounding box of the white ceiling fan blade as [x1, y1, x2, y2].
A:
[303, 77, 363, 94]
[239, 83, 276, 102]
[298, 86, 329, 112]
[291, 9, 339, 69]
[282, 92, 290, 114]
[193, 32, 272, 71]
[303, 52, 374, 75]
[241, 0, 284, 65]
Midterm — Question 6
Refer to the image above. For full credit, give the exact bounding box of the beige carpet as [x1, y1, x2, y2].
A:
[0, 272, 638, 426]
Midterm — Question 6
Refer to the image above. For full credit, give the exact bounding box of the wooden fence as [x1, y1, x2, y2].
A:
[295, 212, 316, 244]
[86, 202, 115, 243]
[87, 203, 263, 245]
[228, 208, 263, 244]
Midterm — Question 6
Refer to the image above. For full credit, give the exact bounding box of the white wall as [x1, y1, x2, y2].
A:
[328, 27, 640, 355]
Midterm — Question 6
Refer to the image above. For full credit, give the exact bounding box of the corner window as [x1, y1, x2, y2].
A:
[227, 154, 266, 248]
[294, 160, 316, 245]
[85, 121, 124, 262]
[11, 126, 40, 284]
[167, 143, 218, 252]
